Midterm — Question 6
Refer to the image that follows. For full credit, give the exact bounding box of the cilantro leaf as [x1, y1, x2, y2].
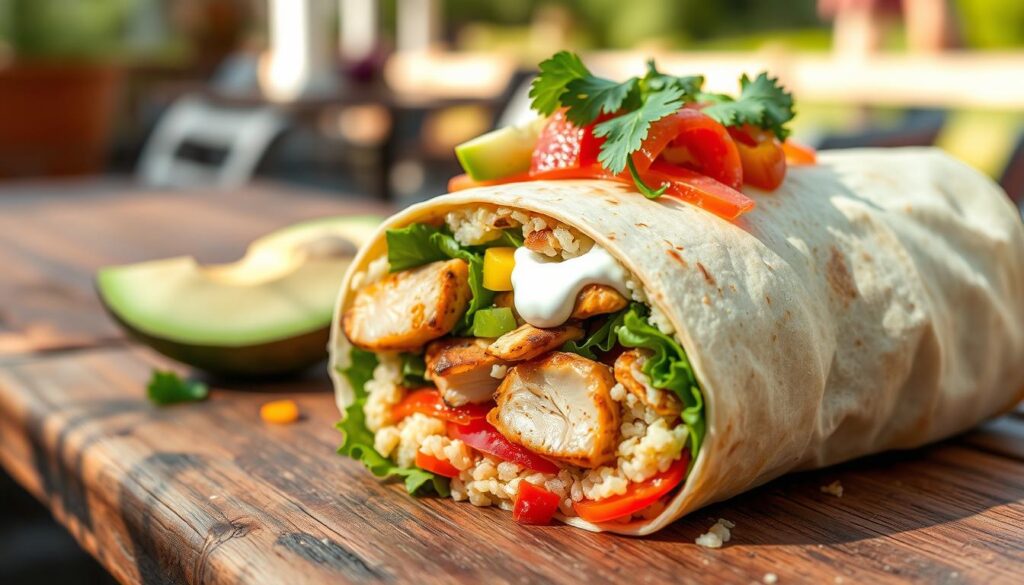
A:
[562, 76, 639, 126]
[592, 86, 684, 174]
[146, 370, 208, 405]
[642, 59, 704, 98]
[529, 51, 590, 116]
[701, 72, 794, 140]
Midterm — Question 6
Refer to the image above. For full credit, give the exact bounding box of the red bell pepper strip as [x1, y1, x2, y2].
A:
[513, 481, 561, 525]
[645, 161, 755, 220]
[782, 140, 817, 165]
[729, 125, 787, 191]
[448, 171, 532, 192]
[392, 389, 491, 426]
[447, 418, 561, 474]
[573, 452, 690, 524]
[636, 109, 744, 190]
[415, 451, 461, 478]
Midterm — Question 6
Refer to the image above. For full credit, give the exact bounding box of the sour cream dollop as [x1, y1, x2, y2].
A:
[510, 245, 631, 328]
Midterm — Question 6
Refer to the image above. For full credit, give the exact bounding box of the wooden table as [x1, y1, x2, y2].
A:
[1, 180, 1022, 585]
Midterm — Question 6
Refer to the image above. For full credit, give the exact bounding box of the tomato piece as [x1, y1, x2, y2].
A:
[573, 452, 690, 524]
[448, 171, 531, 192]
[447, 418, 561, 474]
[392, 389, 491, 425]
[729, 126, 787, 191]
[637, 110, 743, 189]
[782, 140, 817, 165]
[529, 110, 605, 176]
[415, 451, 461, 478]
[513, 481, 561, 525]
[646, 161, 755, 220]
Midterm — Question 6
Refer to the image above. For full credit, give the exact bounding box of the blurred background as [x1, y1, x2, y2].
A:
[1, 0, 1022, 582]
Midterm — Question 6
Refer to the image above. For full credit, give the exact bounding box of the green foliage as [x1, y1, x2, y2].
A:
[1, 0, 134, 59]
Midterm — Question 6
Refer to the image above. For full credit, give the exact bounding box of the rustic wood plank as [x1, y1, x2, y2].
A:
[1, 344, 1022, 585]
[0, 180, 389, 359]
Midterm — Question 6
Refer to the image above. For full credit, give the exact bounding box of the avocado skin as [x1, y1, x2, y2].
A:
[102, 300, 330, 378]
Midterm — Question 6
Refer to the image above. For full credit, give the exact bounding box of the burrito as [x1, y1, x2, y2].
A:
[329, 54, 1024, 535]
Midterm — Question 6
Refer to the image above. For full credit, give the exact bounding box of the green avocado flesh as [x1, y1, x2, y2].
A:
[454, 117, 545, 181]
[97, 215, 380, 376]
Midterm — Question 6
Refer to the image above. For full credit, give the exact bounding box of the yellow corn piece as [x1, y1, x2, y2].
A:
[260, 399, 300, 424]
[483, 247, 516, 291]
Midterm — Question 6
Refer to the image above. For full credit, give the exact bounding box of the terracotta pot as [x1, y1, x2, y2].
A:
[0, 62, 122, 178]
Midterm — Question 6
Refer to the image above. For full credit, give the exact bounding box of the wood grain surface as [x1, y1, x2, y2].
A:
[1, 181, 1022, 585]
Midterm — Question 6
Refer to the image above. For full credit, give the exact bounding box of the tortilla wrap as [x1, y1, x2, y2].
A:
[329, 147, 1024, 535]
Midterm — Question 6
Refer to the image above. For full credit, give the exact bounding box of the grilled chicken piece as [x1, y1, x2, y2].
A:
[524, 228, 559, 256]
[488, 352, 619, 468]
[343, 259, 470, 351]
[613, 350, 682, 416]
[425, 337, 508, 406]
[486, 323, 584, 362]
[570, 284, 628, 320]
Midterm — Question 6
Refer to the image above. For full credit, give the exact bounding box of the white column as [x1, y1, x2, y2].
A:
[339, 0, 379, 62]
[263, 0, 337, 101]
[395, 0, 439, 54]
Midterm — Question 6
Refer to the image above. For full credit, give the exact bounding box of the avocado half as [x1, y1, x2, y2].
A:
[96, 215, 380, 377]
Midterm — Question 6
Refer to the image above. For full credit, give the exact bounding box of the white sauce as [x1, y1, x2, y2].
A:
[510, 245, 631, 328]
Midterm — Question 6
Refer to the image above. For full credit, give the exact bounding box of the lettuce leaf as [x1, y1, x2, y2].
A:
[385, 224, 448, 272]
[336, 348, 449, 496]
[615, 304, 705, 458]
[561, 308, 627, 359]
[399, 352, 427, 387]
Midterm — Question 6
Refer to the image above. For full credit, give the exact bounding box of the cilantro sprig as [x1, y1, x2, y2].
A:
[528, 51, 795, 197]
[700, 72, 795, 140]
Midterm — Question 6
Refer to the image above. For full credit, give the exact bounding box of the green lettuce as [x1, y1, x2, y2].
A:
[561, 309, 627, 359]
[615, 304, 705, 458]
[336, 348, 449, 496]
[399, 352, 427, 387]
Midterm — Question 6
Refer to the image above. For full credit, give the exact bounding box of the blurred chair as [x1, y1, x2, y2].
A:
[137, 95, 286, 188]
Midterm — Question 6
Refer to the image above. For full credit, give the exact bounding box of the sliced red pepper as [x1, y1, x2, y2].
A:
[447, 418, 561, 474]
[448, 171, 531, 192]
[415, 451, 461, 478]
[513, 481, 561, 525]
[782, 140, 817, 166]
[392, 389, 491, 426]
[729, 125, 787, 191]
[573, 452, 690, 524]
[637, 109, 743, 190]
[646, 161, 755, 220]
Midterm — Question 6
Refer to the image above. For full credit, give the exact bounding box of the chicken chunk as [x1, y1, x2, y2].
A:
[488, 352, 619, 468]
[524, 228, 559, 256]
[614, 350, 682, 416]
[486, 323, 584, 362]
[343, 258, 470, 351]
[425, 337, 508, 406]
[570, 284, 628, 320]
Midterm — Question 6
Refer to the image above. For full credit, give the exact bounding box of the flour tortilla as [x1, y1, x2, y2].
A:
[329, 148, 1024, 535]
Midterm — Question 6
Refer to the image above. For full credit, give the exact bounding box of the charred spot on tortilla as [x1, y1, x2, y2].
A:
[667, 249, 688, 268]
[696, 262, 716, 286]
[826, 246, 858, 303]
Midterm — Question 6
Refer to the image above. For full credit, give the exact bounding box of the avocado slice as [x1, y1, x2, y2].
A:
[96, 216, 380, 377]
[455, 117, 545, 181]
